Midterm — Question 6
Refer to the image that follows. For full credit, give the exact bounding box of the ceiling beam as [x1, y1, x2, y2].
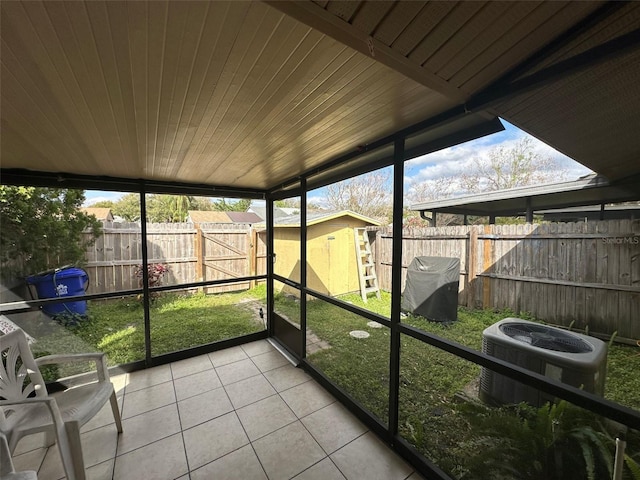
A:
[495, 1, 627, 85]
[264, 0, 466, 102]
[468, 27, 640, 111]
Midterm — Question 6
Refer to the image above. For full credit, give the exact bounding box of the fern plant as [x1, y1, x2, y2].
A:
[455, 400, 615, 480]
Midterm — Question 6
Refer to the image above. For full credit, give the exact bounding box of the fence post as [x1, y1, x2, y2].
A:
[249, 227, 257, 289]
[195, 226, 204, 293]
[482, 224, 493, 309]
[467, 227, 478, 308]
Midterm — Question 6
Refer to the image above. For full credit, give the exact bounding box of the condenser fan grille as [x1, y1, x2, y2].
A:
[499, 323, 592, 353]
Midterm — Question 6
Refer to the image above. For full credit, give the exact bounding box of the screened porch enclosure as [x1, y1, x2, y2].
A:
[2, 1, 640, 479]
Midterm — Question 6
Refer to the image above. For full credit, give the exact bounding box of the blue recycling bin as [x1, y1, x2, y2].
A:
[27, 267, 89, 316]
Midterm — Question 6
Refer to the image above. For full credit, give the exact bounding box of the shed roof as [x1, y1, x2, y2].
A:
[1, 1, 639, 191]
[410, 174, 640, 218]
[80, 207, 113, 221]
[273, 210, 381, 228]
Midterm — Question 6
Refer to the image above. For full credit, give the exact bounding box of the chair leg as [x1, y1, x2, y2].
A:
[109, 391, 123, 433]
[60, 420, 86, 480]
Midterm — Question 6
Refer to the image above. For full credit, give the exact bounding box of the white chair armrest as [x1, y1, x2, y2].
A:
[35, 352, 110, 381]
[0, 397, 66, 429]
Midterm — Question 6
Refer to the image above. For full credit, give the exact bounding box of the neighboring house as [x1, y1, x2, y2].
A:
[187, 210, 263, 225]
[248, 205, 298, 221]
[187, 210, 232, 224]
[81, 207, 114, 222]
[226, 211, 262, 224]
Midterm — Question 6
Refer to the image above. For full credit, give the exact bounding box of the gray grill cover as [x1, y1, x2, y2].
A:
[401, 256, 460, 322]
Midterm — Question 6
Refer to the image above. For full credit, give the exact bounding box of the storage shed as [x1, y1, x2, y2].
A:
[272, 211, 381, 297]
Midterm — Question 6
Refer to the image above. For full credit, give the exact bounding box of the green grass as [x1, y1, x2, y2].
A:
[32, 289, 266, 372]
[28, 286, 639, 478]
[301, 293, 640, 479]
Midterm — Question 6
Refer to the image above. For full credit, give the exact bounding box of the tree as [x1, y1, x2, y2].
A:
[460, 137, 565, 193]
[89, 200, 115, 208]
[212, 198, 251, 212]
[325, 170, 392, 221]
[191, 197, 215, 211]
[404, 177, 461, 227]
[146, 195, 194, 222]
[111, 193, 141, 221]
[0, 186, 102, 280]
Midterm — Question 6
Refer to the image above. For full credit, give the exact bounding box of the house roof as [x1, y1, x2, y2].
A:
[272, 210, 381, 228]
[1, 2, 639, 192]
[248, 206, 296, 222]
[410, 174, 640, 218]
[80, 207, 113, 221]
[226, 211, 262, 224]
[187, 211, 231, 224]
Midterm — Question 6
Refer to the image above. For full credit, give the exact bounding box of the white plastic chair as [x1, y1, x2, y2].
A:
[0, 329, 123, 480]
[1, 431, 37, 480]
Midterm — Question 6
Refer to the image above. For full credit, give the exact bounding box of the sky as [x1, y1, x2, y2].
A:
[85, 119, 593, 207]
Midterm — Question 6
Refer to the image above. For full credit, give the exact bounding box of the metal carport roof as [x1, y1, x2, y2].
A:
[410, 173, 640, 220]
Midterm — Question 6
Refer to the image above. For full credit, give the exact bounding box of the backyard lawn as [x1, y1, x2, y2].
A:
[28, 287, 640, 479]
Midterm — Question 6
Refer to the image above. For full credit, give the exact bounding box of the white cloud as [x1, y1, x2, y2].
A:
[404, 126, 593, 189]
[83, 191, 125, 206]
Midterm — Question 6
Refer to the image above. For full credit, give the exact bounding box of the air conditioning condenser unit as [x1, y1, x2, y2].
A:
[480, 318, 607, 407]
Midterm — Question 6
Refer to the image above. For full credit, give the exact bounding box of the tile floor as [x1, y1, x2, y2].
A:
[11, 340, 423, 480]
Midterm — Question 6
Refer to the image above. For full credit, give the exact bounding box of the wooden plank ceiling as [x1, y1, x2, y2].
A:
[2, 1, 639, 190]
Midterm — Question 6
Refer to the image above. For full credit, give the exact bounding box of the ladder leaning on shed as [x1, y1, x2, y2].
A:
[354, 227, 381, 303]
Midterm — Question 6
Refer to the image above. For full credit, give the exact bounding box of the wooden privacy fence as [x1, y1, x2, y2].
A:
[373, 220, 640, 341]
[82, 220, 639, 340]
[83, 222, 267, 295]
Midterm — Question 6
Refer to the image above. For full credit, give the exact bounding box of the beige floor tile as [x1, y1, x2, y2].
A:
[215, 358, 261, 386]
[11, 447, 46, 476]
[209, 345, 248, 367]
[81, 395, 123, 433]
[12, 432, 48, 456]
[121, 381, 176, 419]
[224, 374, 276, 409]
[190, 444, 267, 480]
[173, 368, 221, 401]
[241, 340, 275, 357]
[116, 404, 181, 456]
[236, 395, 297, 441]
[80, 423, 119, 467]
[109, 373, 128, 396]
[301, 402, 367, 454]
[86, 459, 115, 480]
[170, 354, 213, 379]
[125, 365, 171, 393]
[35, 424, 119, 480]
[330, 432, 413, 480]
[280, 380, 335, 418]
[177, 387, 234, 430]
[252, 421, 325, 480]
[406, 472, 426, 479]
[251, 350, 290, 373]
[37, 446, 66, 480]
[183, 412, 249, 470]
[263, 364, 312, 392]
[292, 458, 347, 480]
[113, 433, 188, 480]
